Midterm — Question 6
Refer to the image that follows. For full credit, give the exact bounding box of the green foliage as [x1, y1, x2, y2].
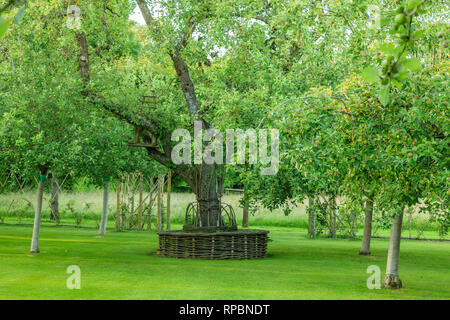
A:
[248, 1, 448, 234]
[0, 0, 448, 233]
[0, 14, 12, 38]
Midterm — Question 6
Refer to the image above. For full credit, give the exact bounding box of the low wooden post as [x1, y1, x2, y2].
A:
[166, 170, 171, 231]
[138, 174, 143, 231]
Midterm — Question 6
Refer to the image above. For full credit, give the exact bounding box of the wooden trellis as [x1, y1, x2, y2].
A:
[115, 171, 172, 232]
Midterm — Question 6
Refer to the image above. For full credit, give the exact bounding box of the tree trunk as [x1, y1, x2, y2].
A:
[359, 195, 374, 255]
[330, 196, 337, 238]
[50, 174, 58, 221]
[194, 164, 221, 228]
[408, 209, 412, 239]
[166, 170, 171, 231]
[98, 178, 110, 236]
[157, 174, 164, 231]
[383, 210, 404, 289]
[30, 173, 46, 253]
[138, 174, 143, 231]
[242, 189, 249, 228]
[308, 197, 315, 238]
[242, 162, 249, 228]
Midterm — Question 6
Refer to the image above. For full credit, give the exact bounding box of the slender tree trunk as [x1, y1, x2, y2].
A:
[157, 174, 163, 231]
[242, 162, 249, 228]
[30, 173, 46, 253]
[242, 189, 249, 228]
[408, 209, 412, 239]
[98, 177, 110, 236]
[138, 174, 143, 231]
[360, 195, 374, 255]
[383, 210, 404, 289]
[330, 196, 337, 238]
[308, 197, 315, 238]
[50, 174, 58, 221]
[166, 170, 171, 231]
[332, 211, 337, 238]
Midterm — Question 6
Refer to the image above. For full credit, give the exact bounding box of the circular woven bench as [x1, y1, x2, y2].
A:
[157, 229, 269, 260]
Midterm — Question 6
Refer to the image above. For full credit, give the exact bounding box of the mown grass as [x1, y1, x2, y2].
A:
[0, 223, 449, 299]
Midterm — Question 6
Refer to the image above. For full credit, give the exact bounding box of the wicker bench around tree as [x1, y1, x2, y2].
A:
[157, 201, 269, 260]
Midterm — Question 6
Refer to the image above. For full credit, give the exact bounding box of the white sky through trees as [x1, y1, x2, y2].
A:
[130, 6, 145, 25]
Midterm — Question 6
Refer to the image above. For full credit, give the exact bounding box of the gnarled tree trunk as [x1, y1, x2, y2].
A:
[194, 164, 221, 227]
[383, 210, 404, 289]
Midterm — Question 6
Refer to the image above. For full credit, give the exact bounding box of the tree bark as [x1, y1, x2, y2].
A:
[308, 197, 315, 238]
[194, 164, 221, 227]
[50, 174, 58, 221]
[166, 170, 171, 231]
[242, 162, 249, 228]
[157, 174, 163, 231]
[242, 189, 249, 228]
[359, 195, 374, 255]
[383, 210, 404, 289]
[75, 33, 90, 84]
[98, 178, 110, 236]
[330, 196, 337, 238]
[30, 171, 47, 253]
[408, 209, 412, 239]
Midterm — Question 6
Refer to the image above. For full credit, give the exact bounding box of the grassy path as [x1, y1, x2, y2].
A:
[0, 224, 449, 299]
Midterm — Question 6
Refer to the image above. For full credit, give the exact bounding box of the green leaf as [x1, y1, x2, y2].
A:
[379, 85, 390, 106]
[14, 7, 25, 24]
[406, 0, 422, 12]
[379, 43, 395, 54]
[0, 15, 13, 39]
[393, 45, 404, 57]
[361, 67, 380, 83]
[413, 29, 425, 40]
[403, 57, 422, 71]
[391, 78, 403, 89]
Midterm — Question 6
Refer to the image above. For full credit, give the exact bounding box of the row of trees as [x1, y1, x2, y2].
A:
[245, 0, 449, 288]
[1, 0, 448, 289]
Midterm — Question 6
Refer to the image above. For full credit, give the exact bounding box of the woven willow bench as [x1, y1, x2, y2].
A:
[157, 229, 269, 260]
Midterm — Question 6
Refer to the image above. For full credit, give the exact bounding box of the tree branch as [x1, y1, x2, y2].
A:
[94, 3, 112, 57]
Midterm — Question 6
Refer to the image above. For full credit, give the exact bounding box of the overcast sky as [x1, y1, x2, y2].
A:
[130, 6, 145, 25]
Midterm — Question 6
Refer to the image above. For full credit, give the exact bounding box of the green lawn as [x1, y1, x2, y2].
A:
[0, 223, 449, 300]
